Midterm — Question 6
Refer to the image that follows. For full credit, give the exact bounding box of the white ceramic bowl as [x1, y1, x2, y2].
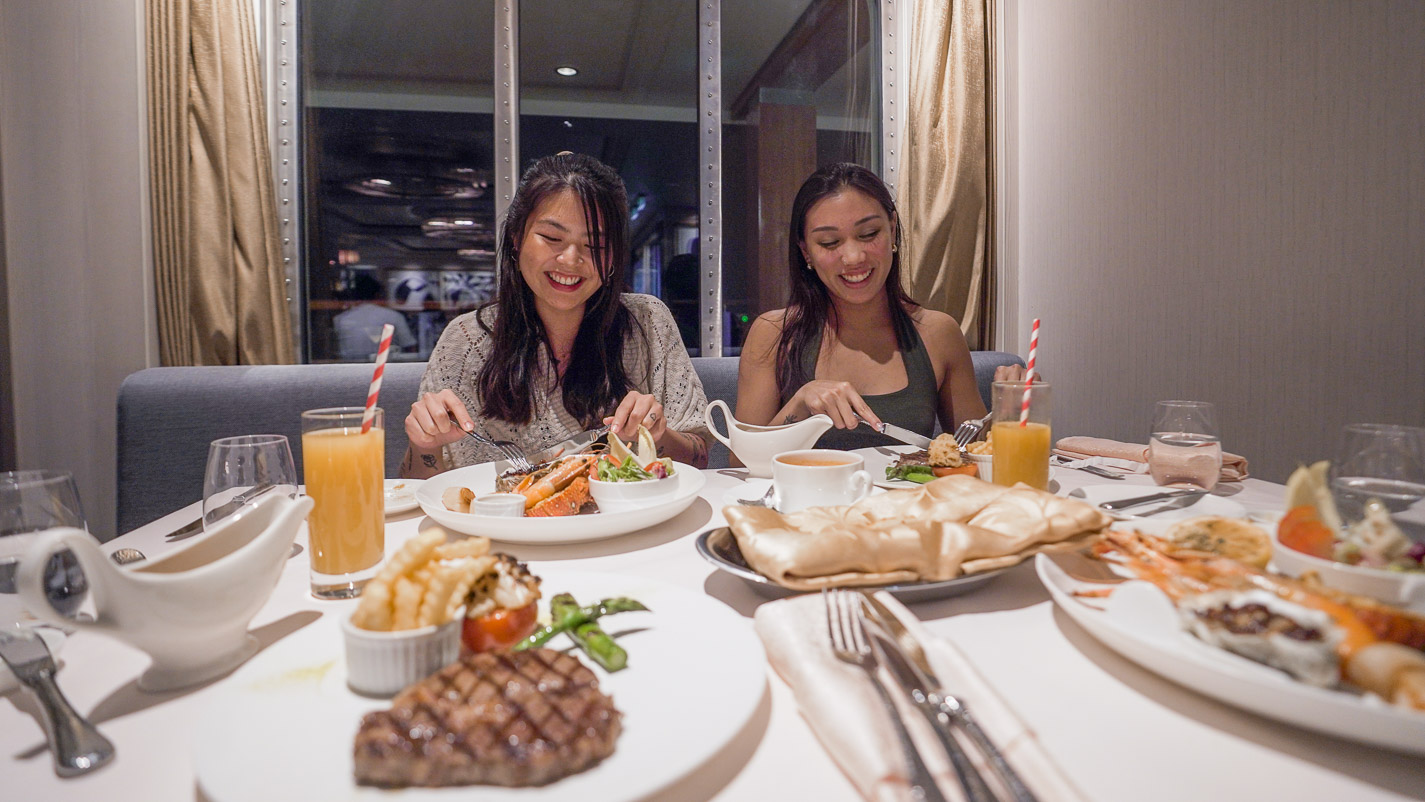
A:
[470, 492, 526, 517]
[588, 473, 680, 514]
[341, 614, 461, 696]
[966, 453, 993, 483]
[1270, 531, 1425, 613]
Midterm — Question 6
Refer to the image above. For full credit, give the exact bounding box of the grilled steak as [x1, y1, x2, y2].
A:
[353, 648, 622, 788]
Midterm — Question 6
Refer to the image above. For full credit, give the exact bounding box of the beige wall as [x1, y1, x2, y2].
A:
[0, 0, 156, 539]
[1000, 0, 1425, 482]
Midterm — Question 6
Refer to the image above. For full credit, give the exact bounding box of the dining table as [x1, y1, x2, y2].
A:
[3, 462, 1423, 802]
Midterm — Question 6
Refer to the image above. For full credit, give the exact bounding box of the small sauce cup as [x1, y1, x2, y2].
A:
[470, 493, 526, 517]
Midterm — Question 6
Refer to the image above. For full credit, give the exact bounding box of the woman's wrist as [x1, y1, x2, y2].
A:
[399, 444, 447, 478]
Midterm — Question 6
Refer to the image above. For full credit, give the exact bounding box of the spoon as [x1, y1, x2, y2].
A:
[109, 548, 146, 566]
[739, 485, 778, 509]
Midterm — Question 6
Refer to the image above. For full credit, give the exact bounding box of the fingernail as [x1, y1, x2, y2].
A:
[463, 422, 473, 431]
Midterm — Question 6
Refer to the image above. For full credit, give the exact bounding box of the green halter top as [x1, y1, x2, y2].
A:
[783, 325, 940, 451]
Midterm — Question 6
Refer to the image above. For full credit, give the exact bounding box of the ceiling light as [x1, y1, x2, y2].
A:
[555, 66, 578, 77]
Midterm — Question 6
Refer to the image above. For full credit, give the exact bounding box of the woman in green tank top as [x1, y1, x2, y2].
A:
[735, 163, 1023, 451]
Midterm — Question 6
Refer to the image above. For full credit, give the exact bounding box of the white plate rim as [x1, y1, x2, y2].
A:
[414, 462, 706, 544]
[193, 569, 767, 801]
[384, 478, 423, 516]
[1034, 553, 1425, 754]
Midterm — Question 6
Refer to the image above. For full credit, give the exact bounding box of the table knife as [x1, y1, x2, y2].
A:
[857, 416, 932, 449]
[863, 594, 1041, 802]
[164, 481, 276, 540]
[0, 628, 114, 777]
[1097, 488, 1205, 512]
[521, 425, 611, 468]
[866, 628, 997, 802]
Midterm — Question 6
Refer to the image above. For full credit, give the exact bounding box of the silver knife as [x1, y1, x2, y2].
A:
[863, 594, 1041, 802]
[0, 628, 114, 777]
[866, 628, 997, 802]
[1097, 488, 1205, 512]
[514, 425, 611, 470]
[165, 481, 277, 540]
[857, 415, 933, 449]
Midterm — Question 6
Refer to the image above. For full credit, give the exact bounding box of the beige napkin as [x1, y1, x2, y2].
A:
[724, 476, 1111, 590]
[1053, 436, 1249, 482]
[754, 592, 1088, 802]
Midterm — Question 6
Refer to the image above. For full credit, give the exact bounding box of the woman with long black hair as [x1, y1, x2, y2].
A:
[735, 162, 1021, 451]
[401, 153, 710, 476]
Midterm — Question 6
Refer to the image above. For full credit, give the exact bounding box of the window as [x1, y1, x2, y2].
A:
[288, 0, 882, 361]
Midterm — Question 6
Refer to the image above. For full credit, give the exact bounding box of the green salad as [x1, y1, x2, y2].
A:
[596, 455, 674, 482]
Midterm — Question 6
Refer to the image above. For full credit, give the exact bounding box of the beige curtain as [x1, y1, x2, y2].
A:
[901, 0, 994, 350]
[147, 0, 294, 365]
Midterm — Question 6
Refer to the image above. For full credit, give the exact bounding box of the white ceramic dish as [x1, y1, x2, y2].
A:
[0, 626, 65, 694]
[194, 570, 767, 802]
[587, 473, 680, 514]
[853, 446, 1056, 491]
[384, 479, 422, 516]
[1035, 553, 1425, 755]
[340, 615, 461, 697]
[1271, 530, 1425, 612]
[696, 526, 1004, 603]
[415, 462, 705, 544]
[1071, 483, 1247, 522]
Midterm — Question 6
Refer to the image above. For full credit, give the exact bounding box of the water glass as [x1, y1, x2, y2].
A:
[1147, 401, 1223, 491]
[203, 435, 299, 530]
[1330, 423, 1425, 543]
[0, 470, 89, 628]
[302, 407, 385, 599]
[990, 381, 1053, 490]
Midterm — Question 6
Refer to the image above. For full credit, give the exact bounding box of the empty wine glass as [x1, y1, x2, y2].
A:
[0, 470, 89, 628]
[203, 435, 299, 530]
[1147, 400, 1223, 491]
[1330, 423, 1425, 543]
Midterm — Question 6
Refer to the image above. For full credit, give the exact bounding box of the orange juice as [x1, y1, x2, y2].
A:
[302, 426, 384, 577]
[991, 421, 1052, 490]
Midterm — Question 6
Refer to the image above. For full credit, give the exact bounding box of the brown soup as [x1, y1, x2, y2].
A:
[776, 455, 855, 467]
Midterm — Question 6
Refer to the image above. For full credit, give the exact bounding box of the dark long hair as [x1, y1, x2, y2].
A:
[775, 162, 918, 396]
[476, 152, 635, 426]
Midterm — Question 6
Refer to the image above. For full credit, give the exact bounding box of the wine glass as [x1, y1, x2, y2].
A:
[1147, 401, 1223, 491]
[203, 435, 299, 530]
[0, 470, 89, 628]
[1330, 423, 1425, 543]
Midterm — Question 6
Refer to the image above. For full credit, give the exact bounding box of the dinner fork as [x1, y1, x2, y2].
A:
[448, 414, 532, 471]
[824, 589, 948, 802]
[953, 411, 994, 448]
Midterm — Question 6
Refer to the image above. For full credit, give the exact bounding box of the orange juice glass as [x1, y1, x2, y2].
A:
[990, 382, 1052, 490]
[301, 407, 384, 599]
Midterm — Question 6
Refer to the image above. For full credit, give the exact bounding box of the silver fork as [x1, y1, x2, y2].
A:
[824, 589, 948, 802]
[0, 628, 114, 776]
[449, 415, 532, 471]
[954, 411, 994, 448]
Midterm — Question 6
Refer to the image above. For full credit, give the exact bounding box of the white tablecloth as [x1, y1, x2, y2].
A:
[3, 468, 1422, 801]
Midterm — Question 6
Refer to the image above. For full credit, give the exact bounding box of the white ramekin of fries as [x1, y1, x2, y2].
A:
[965, 435, 993, 482]
[342, 529, 498, 696]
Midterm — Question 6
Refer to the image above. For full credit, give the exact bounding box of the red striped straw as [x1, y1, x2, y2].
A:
[361, 323, 395, 434]
[1018, 318, 1040, 427]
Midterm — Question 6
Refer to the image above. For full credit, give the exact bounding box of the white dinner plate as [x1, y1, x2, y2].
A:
[384, 478, 422, 516]
[414, 462, 706, 544]
[1070, 483, 1246, 522]
[853, 446, 1056, 491]
[194, 570, 767, 802]
[1035, 553, 1425, 755]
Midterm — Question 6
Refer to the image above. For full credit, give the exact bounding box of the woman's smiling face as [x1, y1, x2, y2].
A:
[517, 188, 606, 323]
[799, 188, 896, 307]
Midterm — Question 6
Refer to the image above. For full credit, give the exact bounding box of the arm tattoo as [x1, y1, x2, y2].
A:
[783, 413, 800, 425]
[421, 454, 438, 468]
[399, 448, 414, 476]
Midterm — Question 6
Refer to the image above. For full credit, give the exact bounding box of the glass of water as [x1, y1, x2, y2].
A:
[1330, 423, 1425, 543]
[203, 435, 299, 530]
[0, 470, 89, 628]
[1147, 401, 1223, 491]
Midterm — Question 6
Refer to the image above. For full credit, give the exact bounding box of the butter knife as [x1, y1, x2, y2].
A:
[867, 629, 997, 802]
[1097, 488, 1205, 512]
[857, 415, 932, 449]
[863, 594, 1041, 802]
[0, 628, 114, 776]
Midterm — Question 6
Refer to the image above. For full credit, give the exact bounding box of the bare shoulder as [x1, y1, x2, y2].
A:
[741, 308, 788, 366]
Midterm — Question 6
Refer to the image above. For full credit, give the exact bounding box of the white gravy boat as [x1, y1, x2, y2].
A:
[705, 399, 833, 478]
[18, 493, 313, 692]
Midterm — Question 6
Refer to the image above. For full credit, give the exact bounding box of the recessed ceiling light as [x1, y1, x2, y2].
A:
[555, 65, 578, 77]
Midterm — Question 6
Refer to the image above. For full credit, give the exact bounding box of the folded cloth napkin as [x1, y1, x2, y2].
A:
[723, 476, 1111, 590]
[1053, 436, 1249, 482]
[754, 592, 1088, 802]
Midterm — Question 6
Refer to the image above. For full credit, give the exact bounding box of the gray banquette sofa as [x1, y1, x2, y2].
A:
[115, 352, 1023, 534]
